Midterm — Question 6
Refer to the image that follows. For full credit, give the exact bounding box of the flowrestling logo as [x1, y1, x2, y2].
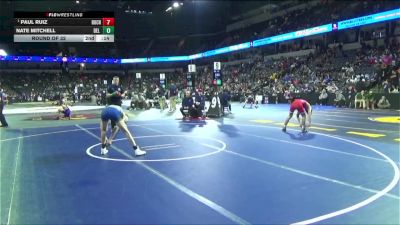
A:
[46, 12, 83, 17]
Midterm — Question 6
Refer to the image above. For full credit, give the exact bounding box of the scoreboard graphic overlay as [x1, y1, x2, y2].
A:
[14, 12, 114, 42]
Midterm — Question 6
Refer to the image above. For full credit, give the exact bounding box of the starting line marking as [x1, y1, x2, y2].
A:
[368, 116, 400, 124]
[309, 127, 337, 132]
[250, 119, 274, 123]
[252, 120, 336, 131]
[274, 122, 298, 127]
[347, 131, 386, 138]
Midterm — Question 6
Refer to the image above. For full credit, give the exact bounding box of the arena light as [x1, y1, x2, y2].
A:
[121, 58, 148, 63]
[202, 42, 251, 58]
[166, 2, 182, 12]
[75, 0, 80, 4]
[0, 49, 7, 56]
[149, 55, 190, 62]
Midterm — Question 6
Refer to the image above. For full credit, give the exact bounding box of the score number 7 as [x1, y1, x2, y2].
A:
[102, 18, 114, 26]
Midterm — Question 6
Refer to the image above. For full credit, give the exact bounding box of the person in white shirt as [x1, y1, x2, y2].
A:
[377, 96, 391, 109]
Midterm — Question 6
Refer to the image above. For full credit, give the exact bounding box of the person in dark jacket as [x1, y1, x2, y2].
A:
[219, 89, 232, 113]
[180, 90, 194, 118]
[0, 89, 9, 128]
[191, 90, 204, 118]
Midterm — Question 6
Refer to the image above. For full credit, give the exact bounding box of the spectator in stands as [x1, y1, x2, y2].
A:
[169, 83, 178, 112]
[219, 89, 232, 113]
[318, 88, 329, 105]
[377, 96, 391, 109]
[271, 88, 279, 104]
[345, 85, 356, 108]
[0, 88, 9, 128]
[355, 90, 366, 109]
[382, 80, 391, 93]
[389, 86, 399, 93]
[157, 87, 166, 111]
[192, 90, 204, 118]
[129, 92, 139, 110]
[364, 90, 376, 110]
[138, 92, 151, 110]
[180, 90, 194, 118]
[334, 91, 346, 107]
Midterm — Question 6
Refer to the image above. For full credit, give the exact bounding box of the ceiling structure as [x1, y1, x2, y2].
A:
[0, 0, 287, 42]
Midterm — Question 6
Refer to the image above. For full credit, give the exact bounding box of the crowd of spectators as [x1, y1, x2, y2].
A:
[187, 38, 399, 106]
[1, 36, 398, 110]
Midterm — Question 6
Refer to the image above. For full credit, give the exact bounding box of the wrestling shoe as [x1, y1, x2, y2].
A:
[301, 127, 308, 133]
[101, 147, 108, 155]
[135, 147, 146, 156]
